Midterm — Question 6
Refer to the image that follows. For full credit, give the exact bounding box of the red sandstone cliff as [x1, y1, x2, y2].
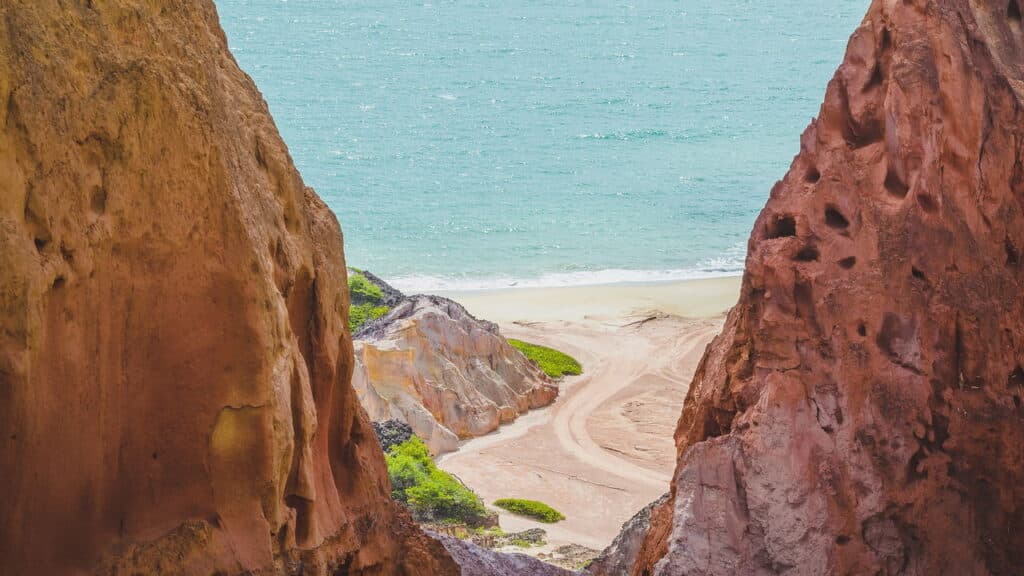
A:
[0, 3, 457, 574]
[626, 0, 1024, 574]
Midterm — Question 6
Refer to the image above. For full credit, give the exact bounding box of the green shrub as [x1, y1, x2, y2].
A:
[386, 437, 435, 505]
[349, 302, 389, 333]
[385, 437, 489, 525]
[348, 271, 384, 303]
[493, 498, 565, 523]
[407, 468, 488, 523]
[508, 339, 582, 379]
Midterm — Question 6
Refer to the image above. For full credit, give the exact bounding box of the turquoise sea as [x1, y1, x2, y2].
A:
[215, 1, 867, 291]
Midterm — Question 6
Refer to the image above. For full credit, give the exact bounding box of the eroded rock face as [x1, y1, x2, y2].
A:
[631, 1, 1024, 574]
[353, 294, 558, 454]
[0, 2, 456, 575]
[587, 494, 668, 576]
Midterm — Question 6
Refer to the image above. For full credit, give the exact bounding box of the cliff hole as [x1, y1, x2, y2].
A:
[1006, 238, 1019, 266]
[880, 27, 892, 52]
[90, 186, 107, 215]
[825, 205, 850, 229]
[916, 192, 938, 214]
[876, 313, 920, 371]
[884, 168, 909, 198]
[766, 215, 797, 239]
[1010, 367, 1023, 409]
[858, 322, 867, 337]
[24, 192, 52, 252]
[796, 246, 820, 262]
[285, 495, 313, 545]
[839, 256, 857, 269]
[845, 117, 885, 149]
[837, 74, 885, 149]
[331, 555, 355, 576]
[911, 267, 926, 281]
[864, 64, 884, 93]
[805, 165, 821, 183]
[254, 137, 268, 169]
[1010, 0, 1022, 24]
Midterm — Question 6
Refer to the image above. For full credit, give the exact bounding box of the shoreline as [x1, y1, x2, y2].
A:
[400, 271, 745, 298]
[435, 275, 741, 556]
[433, 272, 743, 293]
[436, 275, 743, 324]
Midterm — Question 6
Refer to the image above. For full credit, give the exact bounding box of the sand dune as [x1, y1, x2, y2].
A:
[436, 277, 741, 551]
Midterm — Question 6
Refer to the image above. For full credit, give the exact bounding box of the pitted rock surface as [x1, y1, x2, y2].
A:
[630, 1, 1024, 574]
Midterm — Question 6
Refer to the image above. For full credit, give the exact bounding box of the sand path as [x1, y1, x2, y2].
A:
[436, 300, 728, 550]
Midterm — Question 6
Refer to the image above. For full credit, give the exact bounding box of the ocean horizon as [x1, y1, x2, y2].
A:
[215, 1, 868, 292]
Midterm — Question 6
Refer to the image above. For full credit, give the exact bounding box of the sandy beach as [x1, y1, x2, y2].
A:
[436, 276, 742, 553]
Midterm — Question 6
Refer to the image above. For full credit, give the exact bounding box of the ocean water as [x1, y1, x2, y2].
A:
[215, 1, 868, 291]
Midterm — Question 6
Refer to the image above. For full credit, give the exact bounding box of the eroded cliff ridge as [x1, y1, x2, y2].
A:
[0, 2, 456, 574]
[352, 275, 557, 454]
[625, 0, 1024, 574]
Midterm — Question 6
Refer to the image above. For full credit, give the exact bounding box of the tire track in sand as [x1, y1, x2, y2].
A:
[438, 316, 722, 549]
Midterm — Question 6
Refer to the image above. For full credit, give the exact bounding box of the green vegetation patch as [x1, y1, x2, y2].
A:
[493, 498, 565, 523]
[349, 302, 389, 333]
[386, 437, 490, 525]
[347, 270, 390, 332]
[348, 271, 384, 304]
[508, 339, 582, 379]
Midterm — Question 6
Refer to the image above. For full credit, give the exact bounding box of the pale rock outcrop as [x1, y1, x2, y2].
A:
[0, 2, 457, 574]
[629, 0, 1024, 574]
[353, 292, 558, 454]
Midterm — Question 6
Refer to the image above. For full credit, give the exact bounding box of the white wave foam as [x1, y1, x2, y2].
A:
[385, 243, 748, 293]
[389, 264, 744, 293]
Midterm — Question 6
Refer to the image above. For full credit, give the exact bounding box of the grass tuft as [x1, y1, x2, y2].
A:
[508, 339, 582, 378]
[493, 498, 565, 523]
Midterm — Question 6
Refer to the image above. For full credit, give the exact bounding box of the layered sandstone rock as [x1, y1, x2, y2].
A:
[628, 1, 1024, 574]
[353, 286, 558, 454]
[0, 2, 456, 575]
